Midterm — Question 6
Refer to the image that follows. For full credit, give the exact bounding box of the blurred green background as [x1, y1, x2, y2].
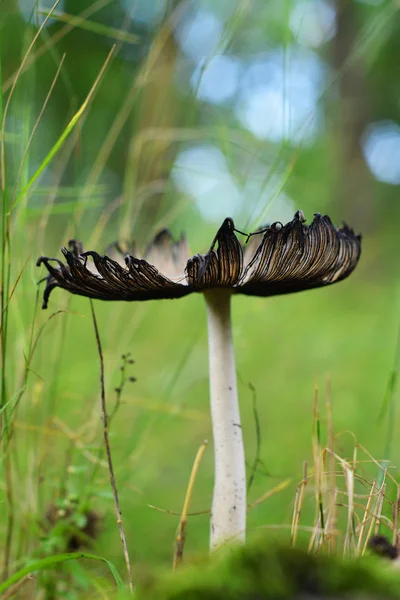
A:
[1, 0, 400, 596]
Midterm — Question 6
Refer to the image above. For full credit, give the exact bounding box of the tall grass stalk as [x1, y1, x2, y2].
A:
[173, 440, 208, 570]
[90, 300, 134, 594]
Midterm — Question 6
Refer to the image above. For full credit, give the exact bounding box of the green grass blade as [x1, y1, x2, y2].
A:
[11, 44, 115, 212]
[12, 109, 92, 211]
[38, 8, 140, 44]
[0, 552, 125, 595]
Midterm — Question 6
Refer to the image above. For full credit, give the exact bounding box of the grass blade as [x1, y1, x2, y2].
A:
[10, 45, 115, 212]
[0, 552, 125, 595]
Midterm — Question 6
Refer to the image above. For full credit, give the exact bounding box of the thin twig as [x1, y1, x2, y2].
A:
[109, 353, 135, 424]
[173, 440, 208, 570]
[83, 353, 135, 506]
[90, 300, 134, 594]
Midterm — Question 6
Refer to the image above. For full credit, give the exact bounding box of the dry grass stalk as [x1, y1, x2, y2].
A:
[291, 381, 399, 559]
[248, 479, 292, 512]
[375, 484, 387, 536]
[291, 461, 307, 546]
[325, 487, 338, 552]
[393, 486, 400, 548]
[173, 440, 208, 570]
[325, 377, 337, 553]
[309, 386, 326, 552]
[356, 479, 377, 555]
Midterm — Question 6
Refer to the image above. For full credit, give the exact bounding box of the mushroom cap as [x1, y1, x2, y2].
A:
[37, 210, 361, 309]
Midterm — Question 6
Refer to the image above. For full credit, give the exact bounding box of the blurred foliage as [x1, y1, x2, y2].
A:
[137, 536, 400, 600]
[1, 0, 400, 597]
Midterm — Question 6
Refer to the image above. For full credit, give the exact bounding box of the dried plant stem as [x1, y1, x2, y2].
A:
[374, 483, 386, 535]
[204, 289, 246, 550]
[247, 479, 292, 511]
[173, 440, 208, 570]
[357, 479, 377, 555]
[310, 386, 325, 551]
[325, 377, 337, 553]
[90, 300, 134, 594]
[291, 462, 308, 546]
[342, 460, 355, 555]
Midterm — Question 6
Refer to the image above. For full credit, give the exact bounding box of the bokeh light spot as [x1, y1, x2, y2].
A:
[289, 0, 336, 48]
[191, 55, 241, 104]
[236, 46, 326, 145]
[172, 145, 242, 222]
[175, 8, 223, 62]
[362, 121, 400, 185]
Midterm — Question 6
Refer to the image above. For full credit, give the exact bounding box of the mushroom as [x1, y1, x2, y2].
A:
[37, 210, 361, 550]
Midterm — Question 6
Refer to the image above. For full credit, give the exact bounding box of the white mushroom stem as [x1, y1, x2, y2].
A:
[204, 288, 246, 550]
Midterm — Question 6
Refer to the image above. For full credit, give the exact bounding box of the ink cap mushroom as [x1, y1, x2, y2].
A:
[37, 210, 361, 550]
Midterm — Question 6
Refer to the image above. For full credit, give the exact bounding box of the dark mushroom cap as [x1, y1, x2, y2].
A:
[37, 210, 361, 309]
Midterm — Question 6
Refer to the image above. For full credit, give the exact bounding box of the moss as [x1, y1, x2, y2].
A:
[136, 538, 400, 600]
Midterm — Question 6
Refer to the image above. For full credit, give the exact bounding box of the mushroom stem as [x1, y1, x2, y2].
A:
[204, 288, 246, 550]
